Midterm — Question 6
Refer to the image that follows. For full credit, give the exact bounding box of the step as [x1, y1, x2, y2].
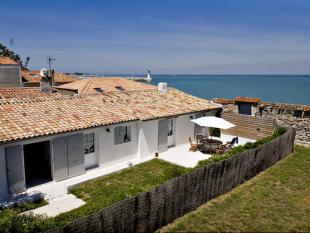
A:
[22, 194, 85, 217]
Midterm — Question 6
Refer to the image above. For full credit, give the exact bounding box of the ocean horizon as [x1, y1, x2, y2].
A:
[145, 74, 310, 105]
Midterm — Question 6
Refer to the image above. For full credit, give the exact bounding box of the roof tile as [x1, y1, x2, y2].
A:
[55, 77, 156, 93]
[0, 88, 220, 143]
[0, 56, 19, 65]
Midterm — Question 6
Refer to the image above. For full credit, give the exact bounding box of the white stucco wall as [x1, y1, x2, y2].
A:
[175, 114, 195, 146]
[98, 121, 139, 166]
[175, 111, 218, 146]
[0, 147, 8, 200]
[138, 120, 159, 158]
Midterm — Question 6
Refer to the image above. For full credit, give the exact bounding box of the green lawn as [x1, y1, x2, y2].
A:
[159, 145, 310, 232]
[0, 159, 190, 233]
[0, 200, 47, 233]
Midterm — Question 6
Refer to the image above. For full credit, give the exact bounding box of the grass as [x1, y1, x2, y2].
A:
[0, 200, 47, 233]
[159, 145, 310, 232]
[0, 159, 190, 233]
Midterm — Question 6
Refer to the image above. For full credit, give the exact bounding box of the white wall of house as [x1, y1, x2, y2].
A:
[98, 121, 139, 167]
[138, 120, 159, 158]
[0, 147, 8, 200]
[175, 114, 195, 146]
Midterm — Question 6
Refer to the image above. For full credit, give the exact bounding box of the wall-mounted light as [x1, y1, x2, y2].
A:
[189, 116, 194, 119]
[106, 128, 110, 132]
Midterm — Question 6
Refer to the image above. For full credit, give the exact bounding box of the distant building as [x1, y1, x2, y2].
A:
[0, 56, 22, 87]
[234, 97, 261, 115]
[21, 70, 79, 87]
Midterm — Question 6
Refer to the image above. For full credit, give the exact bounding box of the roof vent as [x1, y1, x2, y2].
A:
[158, 82, 168, 93]
[94, 87, 105, 93]
[115, 86, 125, 91]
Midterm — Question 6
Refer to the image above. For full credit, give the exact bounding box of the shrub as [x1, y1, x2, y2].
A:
[196, 127, 287, 168]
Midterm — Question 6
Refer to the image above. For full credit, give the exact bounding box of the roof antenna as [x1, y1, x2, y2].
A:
[9, 38, 15, 52]
[47, 56, 56, 70]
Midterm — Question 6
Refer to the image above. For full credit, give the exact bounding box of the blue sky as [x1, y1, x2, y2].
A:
[0, 0, 309, 74]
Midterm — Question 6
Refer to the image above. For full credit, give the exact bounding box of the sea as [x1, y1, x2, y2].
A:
[146, 75, 310, 105]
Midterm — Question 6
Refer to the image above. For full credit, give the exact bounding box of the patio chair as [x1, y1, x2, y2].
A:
[189, 137, 198, 152]
[215, 144, 229, 154]
[196, 135, 204, 149]
[226, 137, 239, 148]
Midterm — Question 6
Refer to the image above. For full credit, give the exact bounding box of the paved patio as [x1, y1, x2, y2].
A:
[159, 133, 255, 168]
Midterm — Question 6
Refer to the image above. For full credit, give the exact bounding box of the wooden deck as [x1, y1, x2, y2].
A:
[222, 112, 276, 140]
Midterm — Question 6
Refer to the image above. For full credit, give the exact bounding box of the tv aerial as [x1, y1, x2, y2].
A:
[47, 56, 56, 70]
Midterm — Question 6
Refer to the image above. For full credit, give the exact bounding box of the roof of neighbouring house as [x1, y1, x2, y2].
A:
[0, 87, 57, 100]
[54, 77, 156, 93]
[21, 70, 79, 84]
[0, 88, 221, 143]
[212, 98, 234, 105]
[234, 96, 261, 104]
[0, 56, 19, 65]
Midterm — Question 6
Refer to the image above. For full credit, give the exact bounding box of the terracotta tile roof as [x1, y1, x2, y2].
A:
[0, 88, 220, 143]
[234, 96, 261, 104]
[21, 70, 79, 84]
[55, 77, 156, 93]
[0, 87, 57, 100]
[212, 98, 234, 105]
[0, 56, 19, 65]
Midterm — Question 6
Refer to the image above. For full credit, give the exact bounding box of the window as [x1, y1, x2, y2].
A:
[93, 87, 105, 93]
[115, 86, 125, 91]
[84, 133, 95, 154]
[168, 119, 173, 136]
[114, 126, 131, 145]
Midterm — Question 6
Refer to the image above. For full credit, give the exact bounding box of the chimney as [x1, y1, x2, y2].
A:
[158, 82, 168, 93]
[40, 68, 54, 93]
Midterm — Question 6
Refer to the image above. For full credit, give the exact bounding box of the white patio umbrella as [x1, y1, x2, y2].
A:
[191, 116, 236, 153]
[190, 116, 236, 130]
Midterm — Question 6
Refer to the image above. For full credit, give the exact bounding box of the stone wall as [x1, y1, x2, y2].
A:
[257, 103, 309, 144]
[260, 112, 309, 144]
[51, 127, 295, 233]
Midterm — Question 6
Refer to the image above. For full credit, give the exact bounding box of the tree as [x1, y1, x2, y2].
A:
[0, 42, 29, 70]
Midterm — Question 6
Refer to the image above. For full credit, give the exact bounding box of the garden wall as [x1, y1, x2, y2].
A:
[52, 127, 295, 233]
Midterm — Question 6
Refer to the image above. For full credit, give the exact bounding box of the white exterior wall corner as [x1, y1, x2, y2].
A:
[175, 114, 195, 146]
[0, 147, 8, 200]
[138, 120, 159, 158]
[98, 121, 139, 166]
[175, 111, 218, 146]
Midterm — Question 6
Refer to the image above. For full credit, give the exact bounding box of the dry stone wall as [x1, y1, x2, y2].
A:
[51, 128, 295, 233]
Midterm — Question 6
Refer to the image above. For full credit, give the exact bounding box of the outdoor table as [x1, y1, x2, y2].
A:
[202, 138, 223, 153]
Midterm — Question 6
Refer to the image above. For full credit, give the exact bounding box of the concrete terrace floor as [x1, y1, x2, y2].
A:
[159, 133, 255, 168]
